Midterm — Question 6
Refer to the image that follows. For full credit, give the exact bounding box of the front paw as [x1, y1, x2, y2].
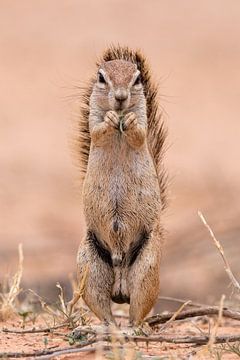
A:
[123, 112, 137, 131]
[104, 111, 119, 129]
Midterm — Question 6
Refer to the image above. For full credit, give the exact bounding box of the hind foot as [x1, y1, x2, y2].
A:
[122, 323, 152, 337]
[71, 323, 119, 340]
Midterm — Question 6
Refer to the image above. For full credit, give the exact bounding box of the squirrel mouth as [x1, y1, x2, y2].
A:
[114, 101, 127, 111]
[115, 104, 124, 111]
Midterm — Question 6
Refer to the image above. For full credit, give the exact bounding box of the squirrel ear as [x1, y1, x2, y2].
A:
[97, 60, 106, 70]
[98, 61, 107, 72]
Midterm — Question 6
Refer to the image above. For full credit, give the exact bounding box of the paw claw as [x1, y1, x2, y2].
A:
[122, 324, 152, 337]
[104, 111, 119, 129]
[123, 112, 138, 130]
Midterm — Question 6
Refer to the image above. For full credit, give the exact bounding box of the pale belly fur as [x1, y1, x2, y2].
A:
[83, 142, 161, 255]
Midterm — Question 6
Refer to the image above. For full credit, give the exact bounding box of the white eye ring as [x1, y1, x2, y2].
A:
[133, 74, 142, 86]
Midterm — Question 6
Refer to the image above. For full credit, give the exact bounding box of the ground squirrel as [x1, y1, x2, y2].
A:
[75, 46, 167, 328]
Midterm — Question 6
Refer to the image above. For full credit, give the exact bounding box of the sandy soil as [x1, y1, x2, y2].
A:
[1, 313, 240, 359]
[0, 0, 240, 339]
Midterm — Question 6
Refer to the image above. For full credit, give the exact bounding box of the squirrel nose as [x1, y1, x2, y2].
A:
[115, 89, 128, 102]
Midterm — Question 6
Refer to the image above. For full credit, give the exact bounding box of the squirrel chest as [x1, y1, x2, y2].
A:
[82, 138, 161, 251]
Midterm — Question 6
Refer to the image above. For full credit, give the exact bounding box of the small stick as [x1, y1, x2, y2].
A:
[0, 339, 97, 359]
[208, 294, 225, 350]
[2, 333, 240, 358]
[2, 323, 67, 334]
[198, 211, 240, 292]
[146, 306, 240, 326]
[35, 345, 100, 360]
[130, 333, 240, 345]
[67, 265, 89, 316]
[4, 305, 239, 335]
[159, 296, 206, 308]
[159, 300, 191, 332]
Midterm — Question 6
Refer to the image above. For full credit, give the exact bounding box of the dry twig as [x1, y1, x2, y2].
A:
[2, 304, 240, 334]
[159, 296, 205, 308]
[1, 333, 240, 359]
[159, 300, 191, 332]
[198, 211, 240, 292]
[130, 334, 240, 345]
[0, 337, 96, 359]
[146, 306, 240, 326]
[2, 323, 67, 334]
[207, 294, 225, 352]
[67, 265, 89, 316]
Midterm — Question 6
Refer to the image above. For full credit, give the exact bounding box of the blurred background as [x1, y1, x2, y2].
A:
[0, 0, 240, 306]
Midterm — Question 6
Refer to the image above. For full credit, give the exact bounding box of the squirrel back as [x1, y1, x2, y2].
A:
[75, 45, 167, 209]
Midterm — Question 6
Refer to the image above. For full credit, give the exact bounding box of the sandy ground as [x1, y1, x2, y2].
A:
[0, 0, 240, 305]
[1, 312, 240, 359]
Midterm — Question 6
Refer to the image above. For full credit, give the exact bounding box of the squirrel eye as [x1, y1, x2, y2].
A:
[98, 72, 106, 84]
[133, 74, 141, 86]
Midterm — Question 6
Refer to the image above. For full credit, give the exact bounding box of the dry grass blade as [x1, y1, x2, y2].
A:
[0, 244, 23, 321]
[198, 211, 240, 293]
[56, 282, 67, 315]
[67, 265, 89, 316]
[159, 295, 205, 308]
[159, 300, 192, 332]
[208, 295, 225, 351]
[28, 289, 58, 318]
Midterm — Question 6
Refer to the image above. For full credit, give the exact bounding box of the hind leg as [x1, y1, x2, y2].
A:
[128, 230, 162, 326]
[77, 241, 115, 325]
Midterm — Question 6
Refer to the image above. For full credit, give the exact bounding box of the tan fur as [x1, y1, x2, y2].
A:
[76, 46, 167, 327]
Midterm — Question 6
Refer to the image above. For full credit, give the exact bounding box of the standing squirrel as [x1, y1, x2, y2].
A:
[76, 45, 167, 328]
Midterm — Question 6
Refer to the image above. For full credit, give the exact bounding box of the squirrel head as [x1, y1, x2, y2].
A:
[92, 59, 144, 112]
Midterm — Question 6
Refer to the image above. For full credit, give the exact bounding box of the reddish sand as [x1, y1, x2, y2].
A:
[1, 314, 240, 359]
[0, 0, 240, 305]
